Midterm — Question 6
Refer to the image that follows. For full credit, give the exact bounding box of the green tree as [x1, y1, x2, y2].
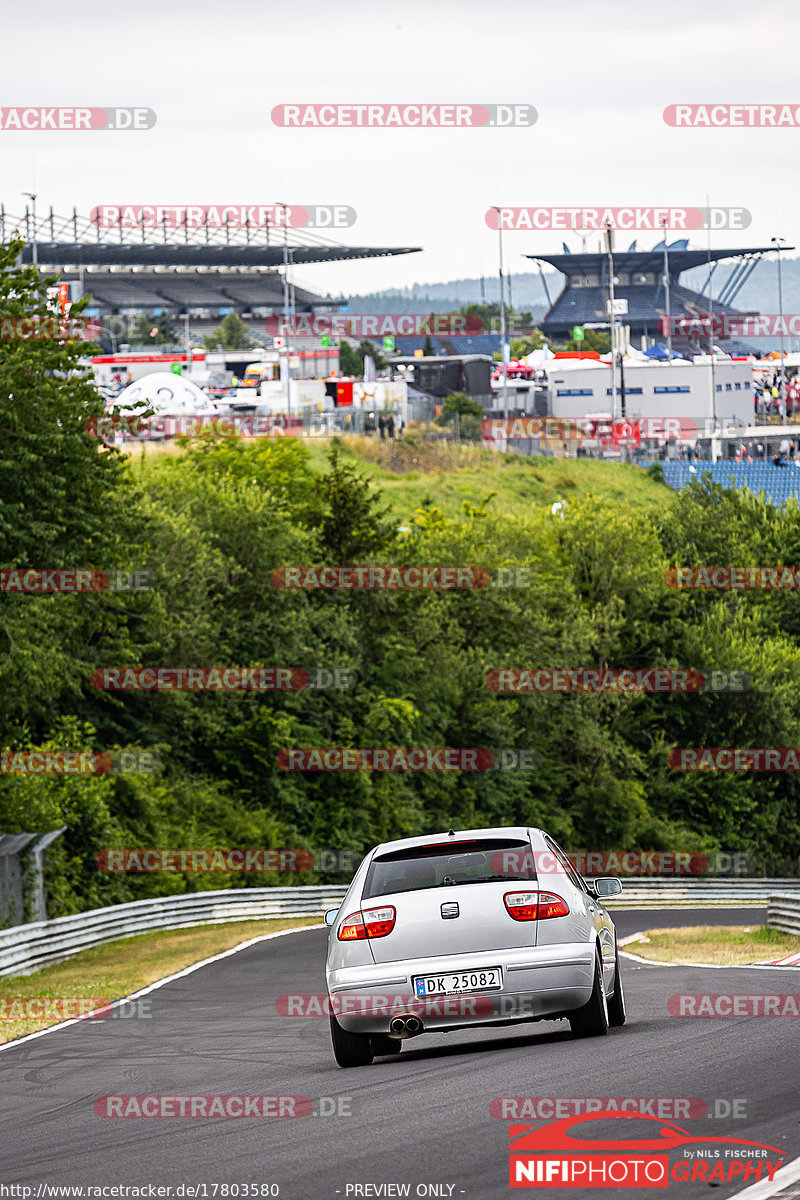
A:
[435, 392, 485, 440]
[129, 313, 178, 345]
[561, 328, 611, 354]
[337, 339, 387, 376]
[313, 441, 396, 562]
[203, 312, 254, 350]
[0, 241, 138, 568]
[338, 340, 360, 375]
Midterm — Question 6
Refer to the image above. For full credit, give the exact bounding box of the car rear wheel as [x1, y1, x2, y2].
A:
[569, 949, 609, 1038]
[371, 1034, 403, 1057]
[607, 945, 626, 1028]
[329, 1014, 374, 1067]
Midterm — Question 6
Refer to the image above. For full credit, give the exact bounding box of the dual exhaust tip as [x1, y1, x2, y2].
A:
[389, 1013, 423, 1039]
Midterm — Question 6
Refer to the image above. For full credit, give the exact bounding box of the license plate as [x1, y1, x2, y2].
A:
[413, 967, 502, 997]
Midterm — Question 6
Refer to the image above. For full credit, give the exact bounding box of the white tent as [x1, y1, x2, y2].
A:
[523, 347, 555, 369]
[113, 372, 217, 416]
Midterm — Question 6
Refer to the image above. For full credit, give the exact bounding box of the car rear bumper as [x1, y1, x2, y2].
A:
[327, 942, 595, 1034]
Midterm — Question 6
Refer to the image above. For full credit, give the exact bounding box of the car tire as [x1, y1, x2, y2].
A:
[607, 945, 626, 1028]
[569, 948, 609, 1038]
[329, 1014, 374, 1068]
[371, 1034, 403, 1057]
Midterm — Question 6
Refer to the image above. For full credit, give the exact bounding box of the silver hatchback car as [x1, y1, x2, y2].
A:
[324, 826, 625, 1067]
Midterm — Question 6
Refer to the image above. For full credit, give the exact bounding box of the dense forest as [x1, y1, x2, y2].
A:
[2, 238, 800, 919]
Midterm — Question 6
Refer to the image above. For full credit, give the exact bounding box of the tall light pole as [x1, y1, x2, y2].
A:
[605, 226, 617, 419]
[494, 207, 509, 419]
[772, 236, 787, 424]
[22, 192, 37, 266]
[660, 218, 672, 361]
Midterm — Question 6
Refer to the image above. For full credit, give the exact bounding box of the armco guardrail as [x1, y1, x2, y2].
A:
[2, 879, 799, 978]
[603, 878, 800, 907]
[0, 886, 348, 978]
[767, 893, 800, 936]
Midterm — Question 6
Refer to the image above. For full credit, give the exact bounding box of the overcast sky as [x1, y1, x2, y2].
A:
[2, 0, 799, 300]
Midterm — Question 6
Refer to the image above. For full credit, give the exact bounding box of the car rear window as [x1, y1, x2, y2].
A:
[362, 838, 537, 899]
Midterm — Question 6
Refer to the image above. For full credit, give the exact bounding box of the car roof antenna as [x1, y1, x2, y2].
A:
[448, 828, 456, 837]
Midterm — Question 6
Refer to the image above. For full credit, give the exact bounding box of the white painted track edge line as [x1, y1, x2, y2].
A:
[0, 922, 322, 1054]
[620, 949, 800, 969]
[726, 1152, 800, 1199]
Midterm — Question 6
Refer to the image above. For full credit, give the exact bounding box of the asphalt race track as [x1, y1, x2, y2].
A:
[0, 908, 797, 1200]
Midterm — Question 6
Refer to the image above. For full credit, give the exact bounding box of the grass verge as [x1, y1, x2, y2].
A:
[0, 917, 319, 1043]
[625, 925, 799, 966]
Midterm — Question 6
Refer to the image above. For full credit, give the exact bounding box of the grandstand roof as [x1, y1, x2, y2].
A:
[2, 206, 421, 269]
[17, 243, 420, 269]
[526, 246, 789, 275]
[2, 205, 421, 324]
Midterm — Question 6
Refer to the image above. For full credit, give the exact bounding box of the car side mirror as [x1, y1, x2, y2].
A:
[324, 907, 340, 926]
[590, 877, 623, 898]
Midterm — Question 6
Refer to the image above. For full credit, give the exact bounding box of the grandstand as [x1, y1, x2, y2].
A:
[1, 205, 421, 344]
[388, 332, 502, 357]
[657, 460, 800, 507]
[526, 242, 790, 355]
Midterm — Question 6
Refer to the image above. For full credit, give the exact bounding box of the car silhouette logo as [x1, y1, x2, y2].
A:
[509, 1111, 784, 1156]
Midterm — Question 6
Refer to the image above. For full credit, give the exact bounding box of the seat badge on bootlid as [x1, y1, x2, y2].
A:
[441, 902, 460, 919]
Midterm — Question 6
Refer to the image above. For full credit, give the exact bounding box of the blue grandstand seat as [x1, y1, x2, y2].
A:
[654, 461, 800, 506]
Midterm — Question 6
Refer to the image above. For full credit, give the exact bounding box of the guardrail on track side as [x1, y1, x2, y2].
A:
[767, 893, 800, 936]
[0, 886, 349, 977]
[1, 879, 799, 977]
[602, 878, 800, 907]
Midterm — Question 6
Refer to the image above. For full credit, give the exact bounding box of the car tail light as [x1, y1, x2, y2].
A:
[537, 891, 570, 920]
[504, 892, 538, 921]
[337, 912, 367, 940]
[503, 891, 570, 921]
[362, 905, 396, 938]
[337, 906, 396, 940]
